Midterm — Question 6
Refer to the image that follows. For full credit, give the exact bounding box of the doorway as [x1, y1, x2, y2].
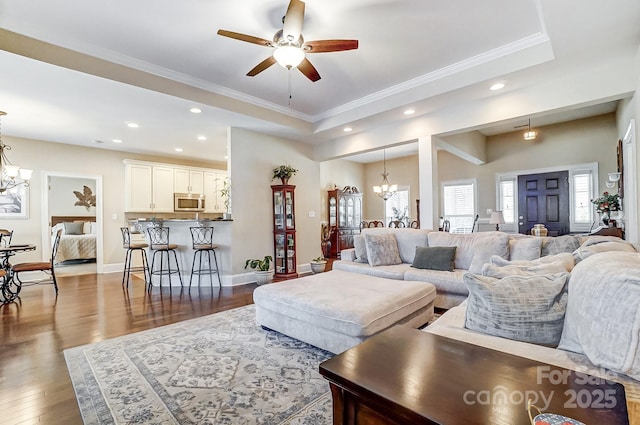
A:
[518, 171, 570, 236]
[40, 171, 103, 275]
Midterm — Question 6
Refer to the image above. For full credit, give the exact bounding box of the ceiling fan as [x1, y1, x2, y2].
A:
[217, 0, 358, 82]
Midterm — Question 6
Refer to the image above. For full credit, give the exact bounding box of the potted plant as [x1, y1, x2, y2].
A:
[219, 177, 231, 219]
[310, 256, 327, 274]
[272, 164, 298, 185]
[244, 255, 274, 285]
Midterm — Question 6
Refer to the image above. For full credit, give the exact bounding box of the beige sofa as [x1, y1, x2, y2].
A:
[334, 227, 632, 309]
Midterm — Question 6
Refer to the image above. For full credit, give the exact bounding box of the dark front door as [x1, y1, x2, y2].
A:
[518, 171, 570, 236]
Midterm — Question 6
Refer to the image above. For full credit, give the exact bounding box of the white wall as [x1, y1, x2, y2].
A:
[49, 176, 96, 217]
[228, 128, 321, 276]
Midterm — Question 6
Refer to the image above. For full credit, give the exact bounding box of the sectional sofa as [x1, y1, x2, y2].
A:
[332, 227, 639, 422]
[334, 227, 633, 309]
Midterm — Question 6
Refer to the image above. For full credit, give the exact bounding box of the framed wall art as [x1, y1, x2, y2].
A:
[0, 185, 29, 218]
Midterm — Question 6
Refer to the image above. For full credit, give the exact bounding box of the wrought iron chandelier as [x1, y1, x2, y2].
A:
[372, 149, 397, 201]
[0, 111, 32, 193]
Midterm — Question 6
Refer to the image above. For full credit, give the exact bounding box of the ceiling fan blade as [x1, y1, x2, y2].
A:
[304, 39, 359, 53]
[217, 29, 274, 47]
[247, 56, 277, 77]
[297, 57, 321, 82]
[282, 0, 305, 42]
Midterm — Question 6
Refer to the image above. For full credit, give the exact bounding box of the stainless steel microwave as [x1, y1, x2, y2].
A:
[174, 193, 205, 212]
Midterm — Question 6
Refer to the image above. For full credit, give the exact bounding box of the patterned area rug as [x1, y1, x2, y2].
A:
[64, 305, 333, 424]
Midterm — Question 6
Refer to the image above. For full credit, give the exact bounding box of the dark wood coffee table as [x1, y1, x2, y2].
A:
[319, 326, 629, 425]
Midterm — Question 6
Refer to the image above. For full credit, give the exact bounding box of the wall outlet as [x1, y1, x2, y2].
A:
[112, 213, 118, 220]
[308, 211, 316, 218]
[486, 209, 492, 215]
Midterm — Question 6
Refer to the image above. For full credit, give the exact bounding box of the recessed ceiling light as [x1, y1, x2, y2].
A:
[127, 122, 139, 128]
[343, 127, 353, 132]
[489, 82, 505, 91]
[197, 135, 207, 141]
[404, 108, 415, 115]
[112, 139, 123, 144]
[190, 107, 202, 114]
[175, 148, 183, 152]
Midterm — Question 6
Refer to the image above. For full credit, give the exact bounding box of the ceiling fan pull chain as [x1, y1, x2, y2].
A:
[288, 70, 293, 108]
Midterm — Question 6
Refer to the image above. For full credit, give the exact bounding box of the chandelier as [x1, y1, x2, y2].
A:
[0, 112, 32, 193]
[372, 149, 397, 201]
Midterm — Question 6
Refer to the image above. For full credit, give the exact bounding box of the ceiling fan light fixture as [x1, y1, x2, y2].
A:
[273, 45, 305, 69]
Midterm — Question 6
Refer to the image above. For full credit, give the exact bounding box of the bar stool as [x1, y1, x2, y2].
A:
[120, 227, 150, 288]
[189, 226, 221, 287]
[147, 226, 183, 290]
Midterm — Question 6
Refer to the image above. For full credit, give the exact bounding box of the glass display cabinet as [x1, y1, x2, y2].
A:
[272, 184, 298, 279]
[327, 187, 362, 258]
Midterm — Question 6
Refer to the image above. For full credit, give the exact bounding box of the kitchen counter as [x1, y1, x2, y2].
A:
[131, 219, 232, 287]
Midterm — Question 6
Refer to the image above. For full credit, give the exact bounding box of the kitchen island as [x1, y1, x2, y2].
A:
[131, 219, 232, 287]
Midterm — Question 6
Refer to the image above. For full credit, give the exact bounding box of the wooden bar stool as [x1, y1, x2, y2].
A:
[147, 227, 183, 290]
[189, 227, 221, 287]
[120, 227, 150, 288]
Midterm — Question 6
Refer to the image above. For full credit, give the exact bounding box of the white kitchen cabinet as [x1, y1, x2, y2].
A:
[124, 160, 223, 213]
[152, 166, 175, 212]
[125, 163, 153, 212]
[174, 168, 204, 194]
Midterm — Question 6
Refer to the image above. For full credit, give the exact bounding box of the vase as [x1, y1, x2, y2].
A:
[531, 224, 548, 237]
[280, 177, 289, 185]
[600, 211, 610, 227]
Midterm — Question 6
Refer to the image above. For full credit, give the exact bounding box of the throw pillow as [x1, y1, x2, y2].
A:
[411, 246, 456, 271]
[558, 252, 640, 380]
[540, 235, 582, 256]
[490, 252, 576, 272]
[63, 222, 84, 235]
[572, 236, 636, 263]
[464, 272, 570, 347]
[467, 232, 510, 273]
[508, 236, 542, 261]
[353, 234, 368, 263]
[364, 233, 402, 267]
[481, 261, 572, 278]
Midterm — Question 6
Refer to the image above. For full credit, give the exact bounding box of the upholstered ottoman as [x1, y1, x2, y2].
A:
[253, 270, 436, 354]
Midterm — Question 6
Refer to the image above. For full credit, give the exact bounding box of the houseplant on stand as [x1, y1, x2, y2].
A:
[591, 191, 621, 227]
[310, 256, 327, 274]
[245, 256, 274, 285]
[272, 164, 298, 185]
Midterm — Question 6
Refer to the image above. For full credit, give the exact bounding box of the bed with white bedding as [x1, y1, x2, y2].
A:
[51, 216, 97, 263]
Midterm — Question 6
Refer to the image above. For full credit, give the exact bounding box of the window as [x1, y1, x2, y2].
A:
[499, 178, 515, 224]
[573, 172, 593, 224]
[384, 187, 410, 225]
[442, 180, 476, 233]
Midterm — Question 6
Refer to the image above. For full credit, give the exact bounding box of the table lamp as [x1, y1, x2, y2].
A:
[489, 211, 505, 231]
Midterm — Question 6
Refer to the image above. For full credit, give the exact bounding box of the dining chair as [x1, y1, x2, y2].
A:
[0, 229, 13, 247]
[12, 229, 62, 294]
[388, 220, 406, 228]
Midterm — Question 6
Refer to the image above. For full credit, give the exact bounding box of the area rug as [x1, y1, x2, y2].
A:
[64, 305, 333, 424]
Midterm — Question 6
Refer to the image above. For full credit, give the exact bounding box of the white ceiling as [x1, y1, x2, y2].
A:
[0, 0, 638, 163]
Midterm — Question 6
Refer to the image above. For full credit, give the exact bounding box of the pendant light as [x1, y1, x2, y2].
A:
[523, 119, 537, 141]
[372, 149, 397, 201]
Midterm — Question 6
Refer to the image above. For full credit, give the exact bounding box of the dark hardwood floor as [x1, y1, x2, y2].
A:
[0, 273, 257, 425]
